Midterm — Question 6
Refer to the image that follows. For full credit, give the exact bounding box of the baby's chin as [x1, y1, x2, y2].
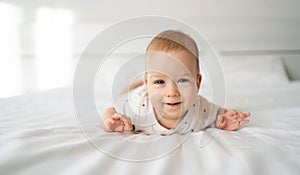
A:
[161, 109, 188, 120]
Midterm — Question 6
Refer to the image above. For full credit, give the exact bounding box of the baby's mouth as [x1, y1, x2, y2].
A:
[165, 102, 182, 106]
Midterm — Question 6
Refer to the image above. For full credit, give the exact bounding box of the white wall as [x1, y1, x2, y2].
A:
[0, 0, 300, 98]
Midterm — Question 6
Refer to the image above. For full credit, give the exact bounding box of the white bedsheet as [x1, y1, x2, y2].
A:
[0, 82, 300, 175]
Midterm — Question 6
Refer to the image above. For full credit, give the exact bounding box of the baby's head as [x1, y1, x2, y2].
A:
[144, 30, 202, 124]
[146, 30, 199, 73]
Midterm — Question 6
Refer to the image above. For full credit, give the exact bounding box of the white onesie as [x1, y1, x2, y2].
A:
[115, 86, 224, 135]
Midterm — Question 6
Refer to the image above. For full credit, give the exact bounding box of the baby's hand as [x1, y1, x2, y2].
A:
[217, 109, 251, 131]
[103, 113, 134, 132]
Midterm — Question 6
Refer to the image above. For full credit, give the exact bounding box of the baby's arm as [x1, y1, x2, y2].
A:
[216, 109, 251, 131]
[101, 107, 134, 132]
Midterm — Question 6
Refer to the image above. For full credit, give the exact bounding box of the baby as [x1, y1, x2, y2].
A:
[101, 30, 250, 134]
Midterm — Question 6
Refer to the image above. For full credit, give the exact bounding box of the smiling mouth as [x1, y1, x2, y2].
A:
[165, 102, 182, 106]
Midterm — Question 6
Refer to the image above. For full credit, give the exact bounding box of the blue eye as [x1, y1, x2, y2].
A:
[154, 80, 165, 85]
[178, 79, 189, 83]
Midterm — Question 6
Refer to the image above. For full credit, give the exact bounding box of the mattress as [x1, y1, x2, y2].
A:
[1, 56, 300, 175]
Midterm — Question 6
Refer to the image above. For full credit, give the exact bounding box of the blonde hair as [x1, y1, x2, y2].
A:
[146, 30, 199, 73]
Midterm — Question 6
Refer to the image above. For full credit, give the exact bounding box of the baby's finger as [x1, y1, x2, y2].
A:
[228, 109, 237, 116]
[240, 119, 250, 126]
[112, 113, 132, 124]
[106, 117, 116, 124]
[111, 113, 123, 120]
[124, 122, 133, 131]
[232, 114, 241, 121]
[105, 118, 124, 131]
[218, 117, 227, 129]
[115, 124, 125, 132]
[120, 115, 132, 124]
[104, 118, 116, 131]
[237, 112, 245, 118]
[243, 112, 251, 117]
[123, 116, 133, 131]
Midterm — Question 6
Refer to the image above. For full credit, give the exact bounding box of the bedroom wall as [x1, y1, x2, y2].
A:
[0, 0, 300, 98]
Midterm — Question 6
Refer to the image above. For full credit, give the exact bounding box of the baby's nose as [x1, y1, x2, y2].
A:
[165, 82, 180, 97]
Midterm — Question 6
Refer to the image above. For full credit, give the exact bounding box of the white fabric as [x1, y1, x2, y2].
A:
[196, 56, 290, 102]
[200, 56, 289, 91]
[221, 56, 289, 87]
[0, 81, 300, 175]
[120, 86, 222, 135]
[0, 56, 299, 175]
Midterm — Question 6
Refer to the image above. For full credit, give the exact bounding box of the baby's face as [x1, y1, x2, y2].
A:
[145, 50, 201, 121]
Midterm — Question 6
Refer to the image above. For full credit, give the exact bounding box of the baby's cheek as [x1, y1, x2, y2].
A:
[149, 93, 163, 107]
[180, 88, 198, 107]
[149, 93, 165, 118]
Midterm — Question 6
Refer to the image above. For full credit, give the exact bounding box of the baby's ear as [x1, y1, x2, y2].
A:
[196, 73, 202, 90]
[144, 76, 149, 92]
[144, 76, 148, 85]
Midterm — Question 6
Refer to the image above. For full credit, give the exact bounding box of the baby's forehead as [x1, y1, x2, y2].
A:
[148, 71, 192, 77]
[146, 50, 198, 75]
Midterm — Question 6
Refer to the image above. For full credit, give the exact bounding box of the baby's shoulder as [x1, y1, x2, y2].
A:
[127, 85, 148, 109]
[197, 95, 216, 109]
[197, 94, 209, 102]
[127, 84, 147, 99]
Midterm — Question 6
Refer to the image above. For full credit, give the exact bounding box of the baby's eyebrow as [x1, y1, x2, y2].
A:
[149, 74, 165, 79]
[149, 73, 193, 80]
[179, 73, 193, 77]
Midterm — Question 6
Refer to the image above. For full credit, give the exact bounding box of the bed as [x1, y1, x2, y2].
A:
[0, 56, 299, 175]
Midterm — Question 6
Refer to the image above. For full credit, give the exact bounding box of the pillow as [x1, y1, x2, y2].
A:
[198, 55, 290, 101]
[219, 56, 289, 87]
